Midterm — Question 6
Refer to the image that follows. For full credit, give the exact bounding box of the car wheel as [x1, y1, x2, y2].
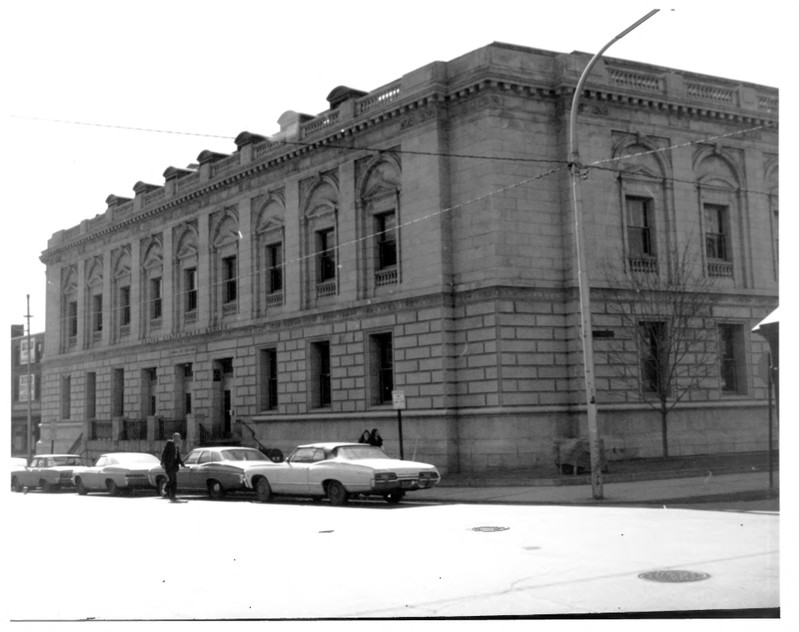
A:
[76, 478, 88, 495]
[326, 480, 348, 506]
[156, 477, 168, 498]
[106, 480, 119, 496]
[11, 476, 22, 492]
[385, 491, 405, 504]
[208, 480, 226, 500]
[41, 480, 53, 493]
[255, 477, 273, 503]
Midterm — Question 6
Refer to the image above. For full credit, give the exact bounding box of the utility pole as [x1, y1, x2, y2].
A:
[568, 9, 660, 500]
[25, 294, 34, 465]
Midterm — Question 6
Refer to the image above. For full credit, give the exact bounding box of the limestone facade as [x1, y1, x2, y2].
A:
[39, 43, 779, 473]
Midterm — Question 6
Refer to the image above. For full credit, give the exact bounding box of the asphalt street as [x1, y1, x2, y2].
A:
[6, 489, 779, 624]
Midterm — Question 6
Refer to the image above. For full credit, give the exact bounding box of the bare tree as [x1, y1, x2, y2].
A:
[602, 241, 719, 457]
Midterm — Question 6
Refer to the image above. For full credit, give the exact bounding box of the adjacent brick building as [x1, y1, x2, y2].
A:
[38, 43, 779, 473]
[10, 325, 45, 457]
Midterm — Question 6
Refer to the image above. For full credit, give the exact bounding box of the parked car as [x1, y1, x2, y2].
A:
[243, 442, 441, 505]
[11, 454, 85, 492]
[146, 446, 277, 499]
[72, 452, 161, 496]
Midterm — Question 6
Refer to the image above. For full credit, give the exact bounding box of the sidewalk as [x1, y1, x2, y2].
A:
[415, 450, 780, 506]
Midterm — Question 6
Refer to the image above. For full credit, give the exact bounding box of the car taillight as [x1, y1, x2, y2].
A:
[419, 471, 438, 481]
[374, 472, 398, 483]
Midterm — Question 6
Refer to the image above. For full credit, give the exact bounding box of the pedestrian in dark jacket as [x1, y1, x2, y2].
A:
[358, 430, 371, 444]
[368, 428, 383, 447]
[161, 432, 185, 502]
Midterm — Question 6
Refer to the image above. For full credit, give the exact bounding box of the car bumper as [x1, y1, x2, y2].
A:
[371, 478, 439, 493]
[122, 475, 153, 488]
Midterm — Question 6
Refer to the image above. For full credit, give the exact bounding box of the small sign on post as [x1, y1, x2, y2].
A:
[392, 391, 406, 410]
[392, 390, 406, 459]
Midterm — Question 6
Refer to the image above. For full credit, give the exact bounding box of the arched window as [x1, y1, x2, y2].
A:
[211, 209, 240, 319]
[112, 247, 132, 339]
[254, 194, 286, 314]
[174, 223, 199, 325]
[61, 267, 78, 351]
[694, 148, 742, 283]
[141, 236, 164, 333]
[302, 176, 339, 306]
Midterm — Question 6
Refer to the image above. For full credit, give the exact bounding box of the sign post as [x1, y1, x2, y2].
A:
[392, 390, 406, 460]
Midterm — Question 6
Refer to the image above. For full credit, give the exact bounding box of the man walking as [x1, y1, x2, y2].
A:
[161, 432, 185, 502]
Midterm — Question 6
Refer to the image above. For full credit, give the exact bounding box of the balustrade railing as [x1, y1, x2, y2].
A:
[608, 68, 662, 92]
[266, 292, 284, 307]
[627, 257, 658, 274]
[316, 280, 337, 298]
[707, 260, 734, 277]
[375, 268, 399, 287]
[211, 153, 241, 177]
[686, 82, 736, 105]
[358, 83, 401, 114]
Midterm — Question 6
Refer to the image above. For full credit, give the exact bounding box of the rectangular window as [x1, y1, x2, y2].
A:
[370, 333, 394, 404]
[68, 301, 78, 338]
[317, 229, 336, 282]
[86, 372, 96, 419]
[120, 286, 131, 326]
[704, 204, 729, 261]
[142, 368, 157, 416]
[176, 363, 193, 416]
[184, 268, 198, 313]
[626, 196, 655, 258]
[112, 368, 124, 417]
[259, 348, 279, 411]
[267, 243, 283, 294]
[311, 341, 331, 408]
[92, 294, 103, 332]
[18, 375, 36, 402]
[719, 324, 746, 394]
[61, 375, 71, 419]
[150, 277, 162, 320]
[376, 212, 397, 270]
[223, 256, 237, 303]
[640, 321, 667, 394]
[19, 338, 33, 364]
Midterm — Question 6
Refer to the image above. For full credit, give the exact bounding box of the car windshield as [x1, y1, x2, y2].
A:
[334, 445, 390, 461]
[219, 449, 267, 461]
[52, 456, 82, 466]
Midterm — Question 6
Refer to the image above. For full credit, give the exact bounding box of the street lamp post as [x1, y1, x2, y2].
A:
[25, 294, 34, 465]
[568, 9, 660, 500]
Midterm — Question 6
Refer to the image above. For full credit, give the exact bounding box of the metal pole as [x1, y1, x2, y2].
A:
[568, 9, 660, 500]
[25, 294, 34, 464]
[767, 353, 773, 489]
[397, 409, 405, 460]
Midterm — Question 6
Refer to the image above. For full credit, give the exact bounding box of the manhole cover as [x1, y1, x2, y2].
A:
[638, 570, 711, 583]
[471, 526, 509, 532]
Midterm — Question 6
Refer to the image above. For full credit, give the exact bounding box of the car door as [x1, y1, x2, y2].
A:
[178, 450, 205, 491]
[20, 457, 42, 487]
[85, 456, 108, 490]
[267, 447, 316, 495]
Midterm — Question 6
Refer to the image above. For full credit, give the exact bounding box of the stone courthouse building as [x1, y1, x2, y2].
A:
[39, 43, 778, 474]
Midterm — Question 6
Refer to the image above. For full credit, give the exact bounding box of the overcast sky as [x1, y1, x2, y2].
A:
[1, 0, 796, 345]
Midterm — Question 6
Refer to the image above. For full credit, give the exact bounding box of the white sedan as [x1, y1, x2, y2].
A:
[243, 442, 441, 505]
[72, 452, 161, 496]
